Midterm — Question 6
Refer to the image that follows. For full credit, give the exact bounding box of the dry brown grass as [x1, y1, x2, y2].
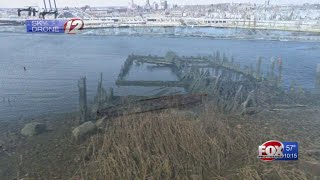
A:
[73, 103, 318, 180]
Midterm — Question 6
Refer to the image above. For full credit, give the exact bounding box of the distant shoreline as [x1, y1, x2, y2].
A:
[1, 25, 320, 42]
[2, 18, 320, 34]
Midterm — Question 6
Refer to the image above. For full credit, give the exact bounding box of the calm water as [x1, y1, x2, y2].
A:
[0, 32, 319, 121]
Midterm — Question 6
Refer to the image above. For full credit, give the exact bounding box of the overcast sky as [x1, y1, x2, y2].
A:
[1, 0, 319, 8]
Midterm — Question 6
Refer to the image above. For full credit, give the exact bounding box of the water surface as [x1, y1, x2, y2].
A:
[0, 32, 319, 121]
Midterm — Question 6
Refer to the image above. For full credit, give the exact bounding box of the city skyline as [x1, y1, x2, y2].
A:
[0, 0, 319, 8]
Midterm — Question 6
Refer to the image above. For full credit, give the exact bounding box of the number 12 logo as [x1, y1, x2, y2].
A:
[64, 19, 84, 34]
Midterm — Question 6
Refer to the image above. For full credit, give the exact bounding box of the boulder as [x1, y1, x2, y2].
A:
[21, 122, 47, 136]
[72, 121, 96, 140]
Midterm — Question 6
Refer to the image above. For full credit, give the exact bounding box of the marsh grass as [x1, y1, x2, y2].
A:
[74, 103, 314, 180]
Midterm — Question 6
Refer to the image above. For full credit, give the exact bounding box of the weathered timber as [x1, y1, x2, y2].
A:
[271, 104, 307, 109]
[135, 58, 173, 65]
[256, 57, 262, 79]
[108, 87, 114, 100]
[123, 53, 264, 87]
[94, 73, 107, 108]
[270, 57, 276, 80]
[116, 80, 186, 87]
[230, 85, 243, 112]
[316, 64, 320, 90]
[240, 90, 256, 115]
[277, 59, 283, 87]
[113, 52, 290, 115]
[118, 55, 135, 80]
[97, 94, 207, 118]
[78, 77, 88, 123]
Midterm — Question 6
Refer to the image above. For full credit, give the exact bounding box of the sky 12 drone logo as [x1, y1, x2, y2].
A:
[26, 19, 84, 34]
[64, 19, 84, 34]
[258, 140, 299, 161]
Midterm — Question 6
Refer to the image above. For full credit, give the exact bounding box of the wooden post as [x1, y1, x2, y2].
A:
[256, 57, 262, 79]
[108, 87, 114, 101]
[231, 85, 243, 112]
[289, 80, 296, 93]
[277, 58, 283, 87]
[241, 90, 255, 115]
[78, 76, 88, 123]
[249, 64, 254, 77]
[316, 64, 320, 89]
[94, 73, 107, 108]
[216, 51, 221, 63]
[222, 53, 228, 65]
[270, 57, 275, 80]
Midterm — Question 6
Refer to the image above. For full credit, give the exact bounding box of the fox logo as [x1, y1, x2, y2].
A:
[258, 140, 284, 161]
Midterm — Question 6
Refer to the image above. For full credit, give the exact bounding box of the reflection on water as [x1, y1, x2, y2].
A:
[0, 32, 319, 121]
[126, 63, 179, 81]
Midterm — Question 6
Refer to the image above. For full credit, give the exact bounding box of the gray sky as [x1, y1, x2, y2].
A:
[0, 0, 319, 8]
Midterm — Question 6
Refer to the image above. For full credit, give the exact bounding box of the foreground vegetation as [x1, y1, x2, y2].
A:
[0, 99, 319, 179]
[73, 103, 319, 180]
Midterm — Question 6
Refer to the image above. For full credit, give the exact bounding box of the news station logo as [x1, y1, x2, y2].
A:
[26, 19, 84, 34]
[258, 140, 298, 161]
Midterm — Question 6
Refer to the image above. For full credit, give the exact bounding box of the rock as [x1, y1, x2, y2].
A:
[72, 121, 96, 140]
[21, 122, 47, 136]
[95, 116, 108, 129]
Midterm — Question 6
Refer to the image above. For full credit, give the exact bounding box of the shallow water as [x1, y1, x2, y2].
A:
[0, 32, 319, 121]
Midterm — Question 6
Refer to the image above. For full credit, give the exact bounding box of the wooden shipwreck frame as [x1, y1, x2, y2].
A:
[108, 51, 284, 115]
[116, 51, 283, 89]
[75, 51, 320, 121]
[79, 51, 314, 120]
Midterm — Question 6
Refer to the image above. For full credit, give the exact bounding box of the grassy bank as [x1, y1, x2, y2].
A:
[0, 101, 319, 179]
[73, 104, 319, 180]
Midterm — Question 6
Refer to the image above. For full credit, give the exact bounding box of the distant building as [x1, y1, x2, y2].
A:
[171, 10, 182, 17]
[145, 0, 152, 10]
[160, 0, 168, 10]
[153, 2, 159, 10]
[130, 0, 137, 9]
[265, 0, 270, 7]
[81, 5, 91, 12]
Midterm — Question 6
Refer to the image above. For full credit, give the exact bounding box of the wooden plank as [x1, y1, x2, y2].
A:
[116, 80, 186, 87]
[97, 94, 207, 118]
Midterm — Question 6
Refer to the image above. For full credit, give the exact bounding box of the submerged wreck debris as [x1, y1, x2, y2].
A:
[117, 51, 284, 85]
[97, 94, 207, 118]
[118, 55, 135, 80]
[112, 51, 288, 114]
[116, 80, 185, 87]
[78, 51, 318, 121]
